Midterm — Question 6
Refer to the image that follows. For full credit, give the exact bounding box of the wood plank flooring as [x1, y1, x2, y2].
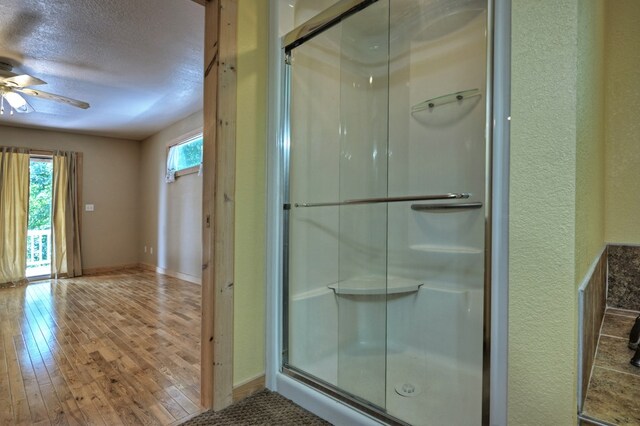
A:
[0, 269, 202, 425]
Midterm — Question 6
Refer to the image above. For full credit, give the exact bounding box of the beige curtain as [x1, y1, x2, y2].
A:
[0, 147, 30, 285]
[52, 151, 82, 277]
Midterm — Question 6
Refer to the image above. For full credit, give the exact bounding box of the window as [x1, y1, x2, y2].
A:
[166, 133, 203, 180]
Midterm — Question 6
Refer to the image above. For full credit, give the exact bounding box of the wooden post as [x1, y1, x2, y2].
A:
[201, 0, 237, 411]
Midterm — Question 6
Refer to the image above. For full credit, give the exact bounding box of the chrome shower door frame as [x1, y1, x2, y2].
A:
[272, 0, 509, 424]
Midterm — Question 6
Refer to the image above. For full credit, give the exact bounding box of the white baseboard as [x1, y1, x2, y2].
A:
[138, 262, 202, 285]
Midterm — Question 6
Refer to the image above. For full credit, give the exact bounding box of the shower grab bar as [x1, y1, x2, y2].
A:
[411, 202, 483, 212]
[293, 192, 470, 208]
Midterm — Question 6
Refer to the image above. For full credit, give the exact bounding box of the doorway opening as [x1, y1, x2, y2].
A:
[26, 155, 53, 279]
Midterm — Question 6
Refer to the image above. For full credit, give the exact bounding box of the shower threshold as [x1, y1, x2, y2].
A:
[284, 349, 481, 426]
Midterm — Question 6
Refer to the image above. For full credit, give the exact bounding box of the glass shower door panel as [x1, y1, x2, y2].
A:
[286, 0, 391, 409]
[336, 1, 390, 409]
[287, 24, 343, 387]
[385, 1, 488, 424]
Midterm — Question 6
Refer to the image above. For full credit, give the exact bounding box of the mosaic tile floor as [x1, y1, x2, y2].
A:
[583, 308, 640, 426]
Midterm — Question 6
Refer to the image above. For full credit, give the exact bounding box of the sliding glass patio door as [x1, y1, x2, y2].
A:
[26, 156, 53, 278]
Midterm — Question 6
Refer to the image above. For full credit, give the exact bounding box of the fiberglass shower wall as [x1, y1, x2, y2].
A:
[385, 1, 487, 424]
[285, 1, 488, 424]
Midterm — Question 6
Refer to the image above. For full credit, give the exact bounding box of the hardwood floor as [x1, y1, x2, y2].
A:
[0, 269, 202, 425]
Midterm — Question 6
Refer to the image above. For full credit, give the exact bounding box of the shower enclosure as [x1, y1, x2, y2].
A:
[281, 0, 491, 424]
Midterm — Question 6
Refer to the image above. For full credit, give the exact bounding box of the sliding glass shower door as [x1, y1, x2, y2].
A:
[283, 1, 489, 424]
[285, 0, 390, 408]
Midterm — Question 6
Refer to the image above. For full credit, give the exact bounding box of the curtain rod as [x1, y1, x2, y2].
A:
[1, 146, 52, 155]
[0, 147, 83, 158]
[30, 149, 54, 156]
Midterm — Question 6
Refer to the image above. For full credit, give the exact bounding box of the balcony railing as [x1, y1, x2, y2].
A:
[26, 229, 51, 277]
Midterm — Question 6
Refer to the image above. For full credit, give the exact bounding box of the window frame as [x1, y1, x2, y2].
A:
[166, 128, 204, 178]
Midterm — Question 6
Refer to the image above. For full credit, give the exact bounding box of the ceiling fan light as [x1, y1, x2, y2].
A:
[4, 91, 28, 112]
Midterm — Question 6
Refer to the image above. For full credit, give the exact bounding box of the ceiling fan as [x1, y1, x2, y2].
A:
[0, 62, 90, 115]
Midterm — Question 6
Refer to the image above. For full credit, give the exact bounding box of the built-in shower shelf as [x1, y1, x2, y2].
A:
[410, 244, 483, 254]
[411, 88, 481, 113]
[328, 276, 423, 296]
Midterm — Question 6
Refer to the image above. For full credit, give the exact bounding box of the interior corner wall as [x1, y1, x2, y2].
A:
[575, 0, 606, 282]
[139, 111, 203, 283]
[0, 125, 140, 270]
[233, 0, 268, 387]
[510, 1, 579, 424]
[604, 0, 640, 244]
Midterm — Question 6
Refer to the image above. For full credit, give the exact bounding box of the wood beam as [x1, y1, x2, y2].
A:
[201, 0, 237, 412]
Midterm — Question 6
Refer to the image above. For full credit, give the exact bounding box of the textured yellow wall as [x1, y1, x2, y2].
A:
[511, 0, 609, 422]
[575, 0, 606, 281]
[604, 1, 640, 244]
[233, 0, 268, 386]
[510, 1, 579, 424]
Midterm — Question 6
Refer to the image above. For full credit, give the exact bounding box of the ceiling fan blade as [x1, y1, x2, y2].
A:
[3, 91, 35, 113]
[1, 74, 47, 88]
[16, 88, 90, 110]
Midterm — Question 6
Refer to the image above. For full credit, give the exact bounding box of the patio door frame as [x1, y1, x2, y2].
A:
[26, 152, 54, 281]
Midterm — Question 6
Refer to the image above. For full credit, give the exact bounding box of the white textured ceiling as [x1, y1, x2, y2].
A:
[0, 0, 203, 140]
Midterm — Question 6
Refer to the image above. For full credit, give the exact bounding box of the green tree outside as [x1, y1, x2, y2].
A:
[28, 161, 53, 230]
[171, 137, 203, 171]
[27, 160, 53, 268]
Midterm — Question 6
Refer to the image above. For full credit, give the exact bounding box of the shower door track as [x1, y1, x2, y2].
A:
[282, 365, 410, 426]
[283, 0, 379, 51]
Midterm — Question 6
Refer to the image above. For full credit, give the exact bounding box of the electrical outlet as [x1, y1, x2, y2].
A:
[85, 204, 95, 212]
[150, 247, 153, 255]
